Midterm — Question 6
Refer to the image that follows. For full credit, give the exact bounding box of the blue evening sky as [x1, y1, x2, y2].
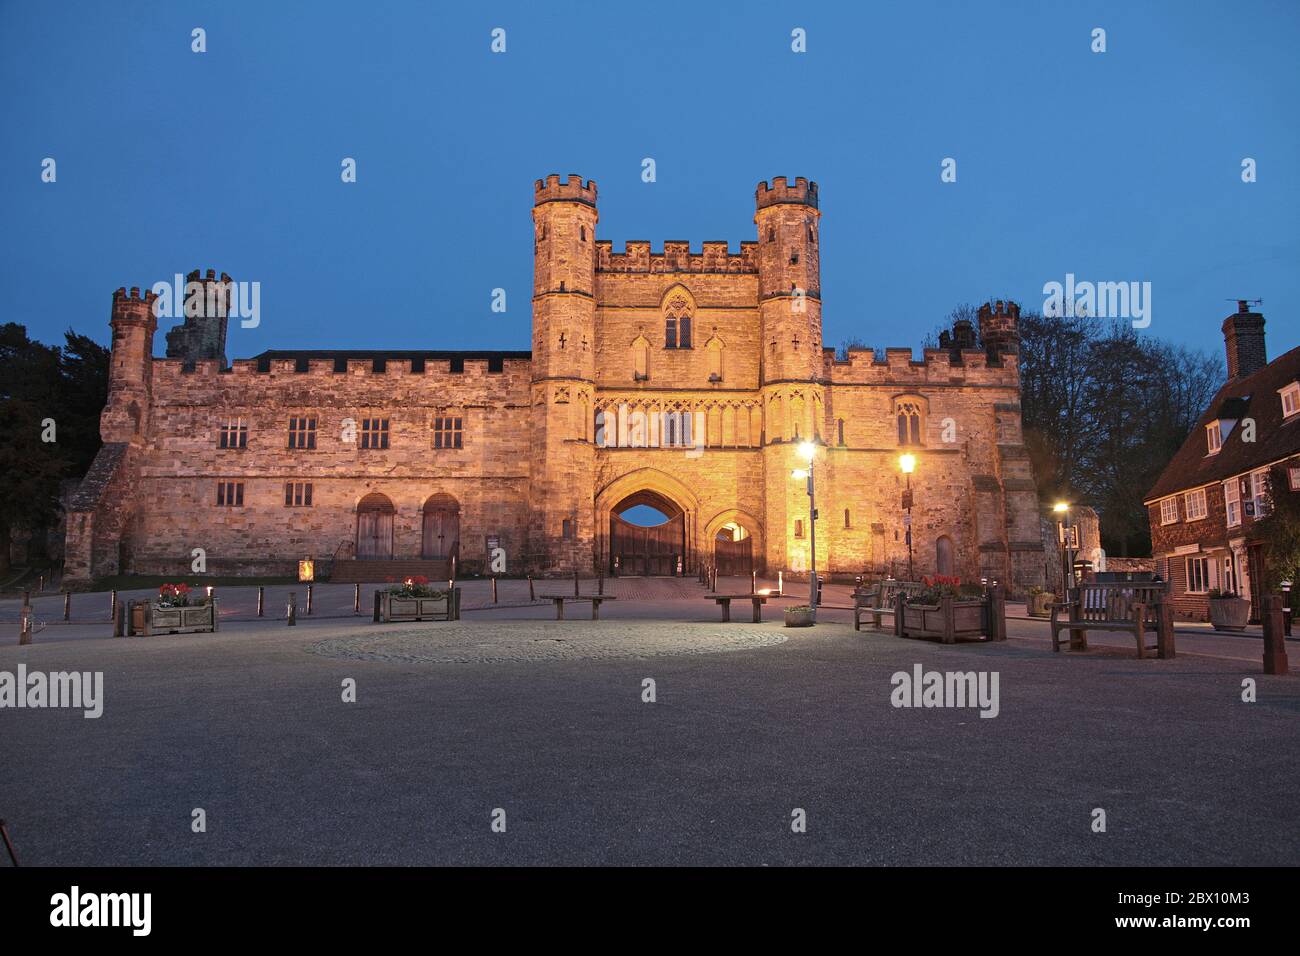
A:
[2, 0, 1297, 361]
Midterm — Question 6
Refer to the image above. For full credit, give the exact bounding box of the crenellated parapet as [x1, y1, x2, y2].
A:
[534, 173, 597, 207]
[596, 240, 758, 274]
[755, 176, 819, 210]
[827, 343, 1020, 386]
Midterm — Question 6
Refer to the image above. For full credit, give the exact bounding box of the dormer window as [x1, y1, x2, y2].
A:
[1206, 421, 1222, 454]
[1281, 382, 1300, 418]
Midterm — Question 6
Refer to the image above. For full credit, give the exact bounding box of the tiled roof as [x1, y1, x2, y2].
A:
[1144, 344, 1300, 502]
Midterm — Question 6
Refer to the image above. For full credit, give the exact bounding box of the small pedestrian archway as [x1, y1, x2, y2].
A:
[703, 509, 763, 578]
[421, 493, 460, 560]
[356, 493, 395, 559]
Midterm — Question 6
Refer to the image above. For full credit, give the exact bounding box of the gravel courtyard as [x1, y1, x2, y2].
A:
[1, 608, 1296, 866]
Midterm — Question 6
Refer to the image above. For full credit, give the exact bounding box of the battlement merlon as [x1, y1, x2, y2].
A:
[595, 240, 759, 273]
[111, 286, 160, 326]
[534, 173, 597, 208]
[755, 176, 819, 210]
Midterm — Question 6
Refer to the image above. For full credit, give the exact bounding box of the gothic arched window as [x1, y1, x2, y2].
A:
[896, 398, 924, 446]
[663, 290, 693, 350]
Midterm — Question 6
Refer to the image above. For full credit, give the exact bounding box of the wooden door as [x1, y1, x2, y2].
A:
[357, 511, 393, 559]
[422, 508, 459, 559]
[715, 535, 753, 577]
[610, 512, 685, 575]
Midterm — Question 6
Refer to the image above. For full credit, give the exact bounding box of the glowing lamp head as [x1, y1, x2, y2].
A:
[791, 469, 809, 480]
[898, 453, 916, 475]
[1053, 501, 1070, 514]
[796, 440, 816, 463]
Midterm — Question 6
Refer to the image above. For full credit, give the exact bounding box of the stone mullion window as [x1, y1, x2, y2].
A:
[288, 416, 317, 449]
[284, 481, 313, 507]
[433, 415, 464, 450]
[218, 417, 248, 449]
[360, 418, 390, 450]
[216, 481, 244, 507]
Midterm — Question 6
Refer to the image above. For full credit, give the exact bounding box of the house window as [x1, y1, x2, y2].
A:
[360, 418, 390, 450]
[1184, 488, 1207, 521]
[1205, 422, 1222, 455]
[665, 318, 677, 349]
[1224, 478, 1241, 528]
[218, 417, 247, 449]
[1222, 555, 1238, 595]
[678, 316, 692, 349]
[794, 519, 805, 539]
[790, 250, 799, 265]
[1249, 469, 1270, 517]
[561, 518, 575, 540]
[1158, 497, 1179, 525]
[1185, 556, 1211, 594]
[284, 481, 313, 507]
[216, 481, 244, 507]
[837, 418, 845, 446]
[896, 400, 923, 446]
[433, 416, 463, 449]
[288, 417, 317, 449]
[1281, 382, 1300, 418]
[1290, 465, 1300, 492]
[844, 509, 851, 529]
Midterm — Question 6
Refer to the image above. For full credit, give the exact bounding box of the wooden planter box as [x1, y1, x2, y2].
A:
[896, 592, 1006, 644]
[379, 589, 459, 622]
[1209, 596, 1250, 632]
[1026, 591, 1055, 617]
[129, 600, 218, 636]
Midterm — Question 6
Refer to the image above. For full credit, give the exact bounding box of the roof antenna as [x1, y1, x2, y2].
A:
[1227, 297, 1263, 312]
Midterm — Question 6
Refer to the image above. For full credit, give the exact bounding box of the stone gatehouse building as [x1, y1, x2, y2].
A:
[64, 174, 1045, 589]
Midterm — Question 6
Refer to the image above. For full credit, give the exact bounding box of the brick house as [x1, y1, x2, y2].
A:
[64, 175, 1045, 588]
[1144, 303, 1300, 620]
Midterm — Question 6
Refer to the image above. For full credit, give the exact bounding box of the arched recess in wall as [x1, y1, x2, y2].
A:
[705, 335, 724, 380]
[631, 335, 650, 380]
[936, 534, 955, 577]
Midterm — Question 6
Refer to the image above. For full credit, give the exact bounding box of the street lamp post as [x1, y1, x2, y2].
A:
[1054, 501, 1073, 592]
[899, 454, 916, 581]
[793, 440, 819, 609]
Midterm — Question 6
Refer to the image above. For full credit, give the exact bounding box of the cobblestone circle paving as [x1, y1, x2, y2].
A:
[307, 620, 789, 664]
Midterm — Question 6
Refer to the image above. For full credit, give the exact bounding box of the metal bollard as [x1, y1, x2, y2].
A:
[257, 586, 265, 617]
[287, 592, 297, 626]
[306, 584, 313, 616]
[528, 575, 535, 601]
[109, 590, 117, 622]
[63, 592, 71, 622]
[751, 570, 757, 594]
[373, 590, 381, 623]
[574, 570, 580, 597]
[37, 575, 44, 592]
[491, 577, 498, 603]
[354, 583, 361, 614]
[19, 606, 32, 646]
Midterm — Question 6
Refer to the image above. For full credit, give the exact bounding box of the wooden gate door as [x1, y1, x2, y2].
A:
[610, 512, 685, 575]
[357, 510, 394, 559]
[422, 508, 460, 559]
[714, 536, 753, 577]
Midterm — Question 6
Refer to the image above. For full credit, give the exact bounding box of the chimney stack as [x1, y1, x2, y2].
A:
[1222, 301, 1266, 381]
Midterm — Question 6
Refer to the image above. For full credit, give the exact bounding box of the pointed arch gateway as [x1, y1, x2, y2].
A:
[595, 469, 699, 576]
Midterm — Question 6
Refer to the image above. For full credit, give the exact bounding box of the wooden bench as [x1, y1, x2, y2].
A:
[853, 581, 925, 631]
[710, 594, 768, 623]
[537, 595, 616, 620]
[1050, 583, 1174, 659]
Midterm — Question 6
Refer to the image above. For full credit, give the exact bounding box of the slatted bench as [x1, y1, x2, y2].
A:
[710, 594, 768, 623]
[853, 581, 925, 631]
[537, 595, 616, 620]
[1050, 583, 1174, 659]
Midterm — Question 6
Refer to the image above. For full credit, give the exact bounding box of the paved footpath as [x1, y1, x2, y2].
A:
[0, 577, 1296, 866]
